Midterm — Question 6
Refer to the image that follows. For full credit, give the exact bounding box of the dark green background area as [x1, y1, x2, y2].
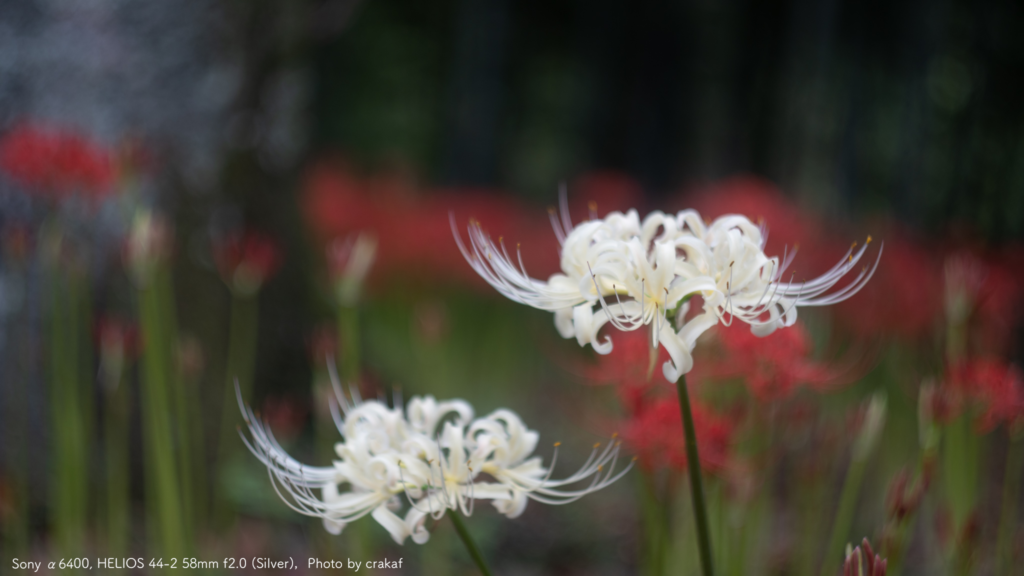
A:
[305, 0, 1024, 237]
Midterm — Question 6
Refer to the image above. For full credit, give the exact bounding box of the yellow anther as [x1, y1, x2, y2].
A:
[611, 432, 618, 439]
[848, 255, 853, 263]
[553, 441, 562, 447]
[852, 241, 858, 249]
[866, 235, 873, 244]
[548, 207, 556, 214]
[589, 200, 597, 212]
[615, 441, 622, 447]
[593, 442, 601, 449]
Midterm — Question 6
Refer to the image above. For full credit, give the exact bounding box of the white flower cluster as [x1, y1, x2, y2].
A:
[238, 380, 630, 545]
[454, 201, 880, 381]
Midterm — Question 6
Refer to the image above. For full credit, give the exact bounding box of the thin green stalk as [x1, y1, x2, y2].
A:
[157, 269, 194, 544]
[639, 473, 670, 576]
[7, 309, 29, 555]
[219, 295, 258, 457]
[676, 374, 715, 576]
[103, 364, 130, 557]
[49, 272, 88, 558]
[138, 281, 185, 557]
[820, 393, 886, 576]
[337, 304, 360, 382]
[215, 294, 258, 525]
[819, 454, 868, 576]
[996, 433, 1023, 576]
[943, 415, 978, 531]
[449, 512, 494, 576]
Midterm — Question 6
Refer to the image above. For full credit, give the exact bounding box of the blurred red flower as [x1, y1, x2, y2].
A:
[945, 359, 1024, 432]
[833, 231, 942, 339]
[302, 159, 646, 293]
[685, 176, 943, 340]
[94, 316, 140, 359]
[943, 249, 1023, 359]
[583, 329, 669, 413]
[581, 329, 736, 473]
[622, 396, 735, 474]
[0, 123, 115, 198]
[212, 230, 282, 295]
[694, 321, 840, 401]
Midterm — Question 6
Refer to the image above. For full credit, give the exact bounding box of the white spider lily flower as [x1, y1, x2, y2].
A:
[696, 215, 882, 337]
[237, 383, 632, 545]
[454, 200, 881, 381]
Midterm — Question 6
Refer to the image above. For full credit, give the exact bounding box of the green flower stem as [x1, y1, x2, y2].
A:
[943, 415, 978, 531]
[138, 279, 185, 557]
[639, 473, 670, 576]
[49, 270, 89, 558]
[335, 303, 378, 561]
[215, 293, 258, 523]
[819, 452, 868, 576]
[449, 512, 494, 576]
[157, 269, 195, 544]
[103, 363, 130, 557]
[336, 304, 360, 382]
[676, 374, 715, 576]
[996, 433, 1023, 576]
[7, 306, 29, 555]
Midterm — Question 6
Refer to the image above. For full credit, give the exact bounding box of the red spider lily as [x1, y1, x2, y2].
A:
[944, 359, 1024, 432]
[943, 249, 1023, 358]
[94, 317, 140, 359]
[579, 329, 736, 473]
[582, 329, 670, 412]
[692, 321, 840, 401]
[303, 160, 641, 292]
[832, 230, 942, 339]
[0, 123, 115, 199]
[621, 396, 735, 474]
[685, 177, 943, 340]
[212, 230, 282, 295]
[302, 159, 552, 289]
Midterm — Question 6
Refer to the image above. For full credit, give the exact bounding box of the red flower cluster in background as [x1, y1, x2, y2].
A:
[581, 329, 738, 474]
[0, 123, 115, 198]
[622, 396, 735, 474]
[301, 158, 644, 293]
[694, 321, 840, 401]
[684, 176, 944, 340]
[941, 359, 1024, 432]
[212, 230, 282, 295]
